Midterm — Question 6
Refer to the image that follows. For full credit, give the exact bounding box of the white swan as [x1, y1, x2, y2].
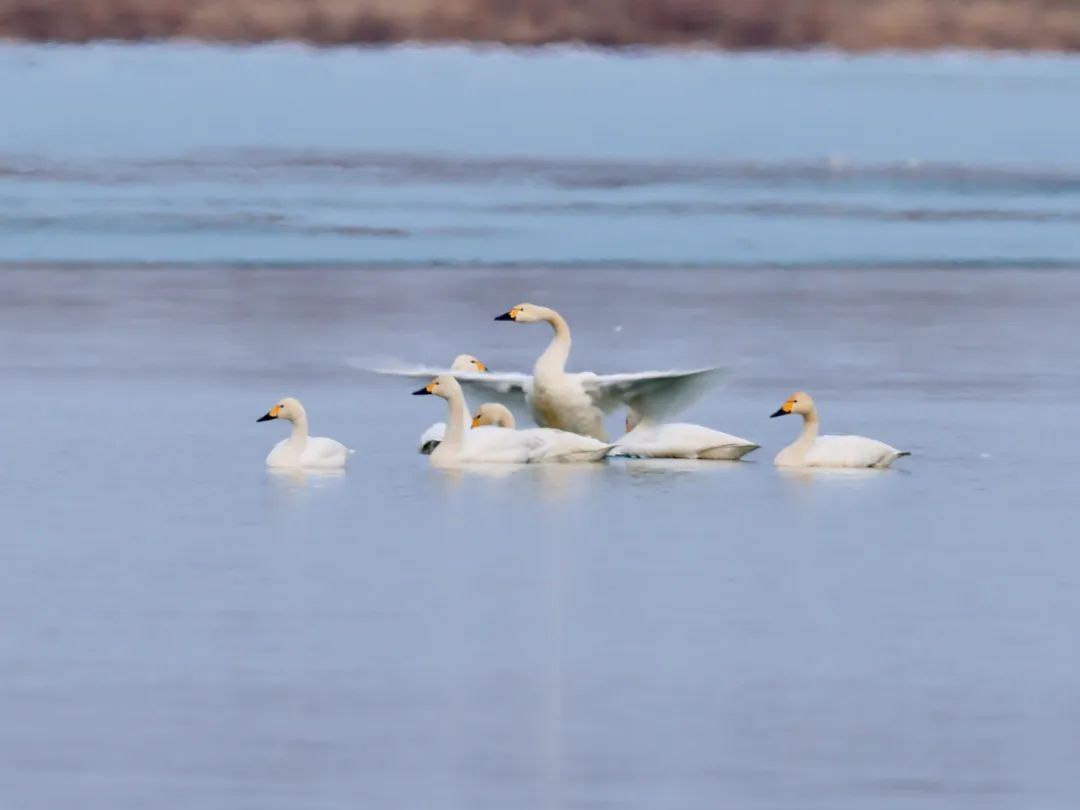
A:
[375, 306, 723, 442]
[611, 408, 759, 460]
[418, 354, 488, 454]
[257, 397, 351, 469]
[769, 391, 909, 469]
[470, 402, 612, 462]
[487, 303, 723, 440]
[413, 376, 611, 466]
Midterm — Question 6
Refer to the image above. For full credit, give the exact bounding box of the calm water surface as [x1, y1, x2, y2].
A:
[2, 266, 1079, 810]
[1, 45, 1079, 266]
[2, 44, 1079, 810]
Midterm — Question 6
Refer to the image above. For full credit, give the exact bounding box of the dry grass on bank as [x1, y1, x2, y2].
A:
[1, 0, 1078, 51]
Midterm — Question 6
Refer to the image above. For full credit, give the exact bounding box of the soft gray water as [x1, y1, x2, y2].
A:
[2, 45, 1080, 810]
[3, 266, 1080, 810]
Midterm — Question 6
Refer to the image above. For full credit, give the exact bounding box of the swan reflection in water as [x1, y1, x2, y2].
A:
[266, 466, 348, 493]
[430, 459, 604, 503]
[774, 466, 903, 492]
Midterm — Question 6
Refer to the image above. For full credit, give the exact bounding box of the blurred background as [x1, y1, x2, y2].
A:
[2, 0, 1079, 49]
[3, 5, 1080, 810]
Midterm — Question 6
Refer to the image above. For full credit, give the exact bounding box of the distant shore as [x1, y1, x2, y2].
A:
[1, 0, 1078, 51]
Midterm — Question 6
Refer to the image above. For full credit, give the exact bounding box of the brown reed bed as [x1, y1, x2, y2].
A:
[1, 0, 1078, 51]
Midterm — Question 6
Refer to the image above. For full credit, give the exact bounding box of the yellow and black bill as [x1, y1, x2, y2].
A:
[770, 400, 793, 418]
[257, 404, 282, 422]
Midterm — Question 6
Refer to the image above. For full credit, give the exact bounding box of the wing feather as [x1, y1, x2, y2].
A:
[577, 367, 725, 422]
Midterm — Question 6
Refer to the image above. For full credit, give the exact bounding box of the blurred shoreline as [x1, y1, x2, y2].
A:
[1, 0, 1078, 51]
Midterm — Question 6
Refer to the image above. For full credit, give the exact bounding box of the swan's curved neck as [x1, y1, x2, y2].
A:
[287, 412, 309, 450]
[441, 383, 469, 450]
[535, 309, 571, 374]
[794, 409, 820, 448]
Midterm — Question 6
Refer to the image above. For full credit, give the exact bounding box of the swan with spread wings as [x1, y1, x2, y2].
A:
[378, 304, 723, 441]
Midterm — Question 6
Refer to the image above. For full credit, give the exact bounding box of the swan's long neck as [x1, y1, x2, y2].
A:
[792, 409, 820, 453]
[535, 309, 571, 375]
[441, 381, 470, 450]
[287, 411, 309, 451]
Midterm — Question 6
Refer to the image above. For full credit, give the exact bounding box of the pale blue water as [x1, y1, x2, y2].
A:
[2, 46, 1080, 810]
[1, 45, 1079, 266]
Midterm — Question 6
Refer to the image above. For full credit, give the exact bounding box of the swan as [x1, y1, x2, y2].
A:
[611, 408, 759, 461]
[470, 402, 612, 462]
[372, 306, 723, 441]
[484, 303, 723, 440]
[769, 391, 909, 469]
[413, 376, 611, 466]
[256, 397, 351, 469]
[418, 354, 488, 454]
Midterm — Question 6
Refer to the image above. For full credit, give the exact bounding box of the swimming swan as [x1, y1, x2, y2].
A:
[481, 303, 721, 441]
[611, 408, 759, 461]
[471, 402, 613, 462]
[413, 376, 611, 466]
[257, 397, 351, 469]
[769, 391, 909, 469]
[419, 354, 488, 454]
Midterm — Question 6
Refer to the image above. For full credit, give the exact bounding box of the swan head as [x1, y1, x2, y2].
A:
[494, 303, 544, 323]
[412, 374, 461, 400]
[257, 396, 305, 423]
[624, 408, 643, 433]
[450, 354, 488, 373]
[472, 403, 515, 429]
[770, 391, 815, 418]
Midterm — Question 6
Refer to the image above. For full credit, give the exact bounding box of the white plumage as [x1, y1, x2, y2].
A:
[414, 378, 611, 466]
[612, 410, 759, 461]
[770, 391, 908, 469]
[257, 397, 351, 469]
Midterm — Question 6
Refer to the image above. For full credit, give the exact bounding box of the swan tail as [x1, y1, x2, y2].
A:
[697, 443, 760, 461]
[872, 450, 910, 469]
[553, 445, 614, 463]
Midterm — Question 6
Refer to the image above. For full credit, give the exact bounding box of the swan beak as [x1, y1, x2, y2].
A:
[770, 401, 793, 418]
[471, 415, 481, 428]
[257, 404, 281, 422]
[412, 384, 434, 396]
[495, 308, 518, 321]
[475, 361, 488, 372]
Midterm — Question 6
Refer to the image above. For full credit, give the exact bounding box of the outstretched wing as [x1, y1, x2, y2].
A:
[577, 367, 726, 422]
[370, 362, 532, 414]
[453, 371, 532, 415]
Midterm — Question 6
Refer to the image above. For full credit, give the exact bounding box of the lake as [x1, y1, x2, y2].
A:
[1, 45, 1079, 810]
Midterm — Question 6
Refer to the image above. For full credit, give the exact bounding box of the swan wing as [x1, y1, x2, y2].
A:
[373, 364, 533, 414]
[613, 423, 755, 458]
[576, 367, 726, 422]
[303, 437, 351, 468]
[453, 371, 532, 415]
[418, 422, 446, 454]
[520, 428, 611, 462]
[458, 426, 548, 464]
[807, 435, 905, 468]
